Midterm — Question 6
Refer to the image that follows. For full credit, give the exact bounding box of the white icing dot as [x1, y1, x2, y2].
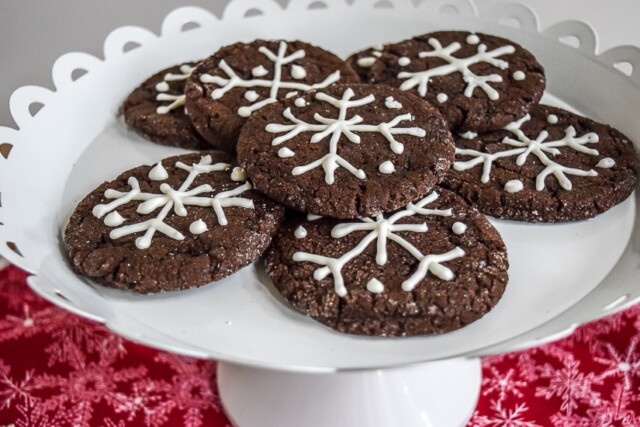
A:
[294, 98, 307, 108]
[437, 93, 448, 103]
[245, 90, 259, 102]
[596, 157, 616, 168]
[294, 226, 308, 239]
[366, 278, 385, 294]
[291, 64, 307, 80]
[466, 34, 480, 45]
[179, 64, 193, 74]
[547, 114, 559, 124]
[372, 51, 382, 58]
[452, 222, 467, 235]
[155, 81, 169, 92]
[231, 166, 247, 182]
[252, 65, 268, 77]
[285, 91, 298, 98]
[384, 96, 403, 109]
[307, 213, 322, 221]
[513, 70, 526, 81]
[104, 211, 125, 227]
[278, 147, 295, 158]
[459, 131, 478, 140]
[189, 219, 208, 235]
[357, 57, 376, 68]
[398, 57, 411, 66]
[378, 160, 395, 174]
[149, 162, 169, 181]
[504, 179, 524, 193]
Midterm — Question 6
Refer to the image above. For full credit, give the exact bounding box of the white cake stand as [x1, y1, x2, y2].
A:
[1, 1, 639, 426]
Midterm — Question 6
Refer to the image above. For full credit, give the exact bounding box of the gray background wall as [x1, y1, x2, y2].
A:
[0, 0, 637, 128]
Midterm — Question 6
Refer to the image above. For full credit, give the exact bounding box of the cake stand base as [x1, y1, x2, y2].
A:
[217, 357, 481, 427]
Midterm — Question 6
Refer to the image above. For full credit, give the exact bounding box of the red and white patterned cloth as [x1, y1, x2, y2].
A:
[0, 265, 638, 427]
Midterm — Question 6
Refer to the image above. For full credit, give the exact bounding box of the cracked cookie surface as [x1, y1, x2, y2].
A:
[265, 189, 508, 336]
[348, 31, 545, 133]
[122, 62, 210, 149]
[64, 151, 284, 293]
[237, 83, 454, 219]
[184, 40, 359, 152]
[442, 104, 640, 222]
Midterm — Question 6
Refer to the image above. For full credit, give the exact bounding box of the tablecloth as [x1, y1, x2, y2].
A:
[0, 265, 638, 427]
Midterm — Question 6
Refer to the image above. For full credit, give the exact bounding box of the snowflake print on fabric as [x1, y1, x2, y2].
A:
[266, 87, 426, 184]
[110, 377, 170, 426]
[155, 64, 195, 114]
[535, 355, 602, 415]
[454, 114, 600, 191]
[92, 155, 254, 249]
[0, 358, 36, 413]
[482, 367, 526, 401]
[398, 37, 515, 100]
[0, 265, 229, 427]
[550, 383, 640, 427]
[153, 353, 220, 427]
[293, 191, 464, 296]
[30, 335, 147, 427]
[572, 312, 627, 355]
[44, 315, 125, 369]
[595, 337, 640, 390]
[201, 41, 340, 117]
[0, 305, 68, 344]
[0, 267, 40, 311]
[471, 401, 542, 427]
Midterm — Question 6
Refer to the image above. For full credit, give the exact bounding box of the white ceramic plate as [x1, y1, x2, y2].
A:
[1, 0, 639, 372]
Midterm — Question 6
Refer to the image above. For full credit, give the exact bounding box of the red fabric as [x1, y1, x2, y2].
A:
[0, 265, 638, 427]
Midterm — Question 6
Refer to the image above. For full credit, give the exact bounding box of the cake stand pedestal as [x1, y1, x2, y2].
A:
[217, 357, 481, 427]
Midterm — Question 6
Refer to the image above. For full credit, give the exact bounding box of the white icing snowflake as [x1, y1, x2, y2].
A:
[92, 155, 254, 249]
[454, 114, 600, 191]
[200, 41, 341, 117]
[155, 64, 194, 114]
[266, 87, 426, 184]
[293, 192, 465, 297]
[398, 37, 515, 100]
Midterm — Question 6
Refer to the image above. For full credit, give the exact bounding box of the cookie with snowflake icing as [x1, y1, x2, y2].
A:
[237, 84, 454, 219]
[443, 104, 640, 222]
[184, 40, 359, 152]
[265, 188, 508, 336]
[64, 152, 285, 293]
[347, 31, 546, 133]
[122, 62, 211, 149]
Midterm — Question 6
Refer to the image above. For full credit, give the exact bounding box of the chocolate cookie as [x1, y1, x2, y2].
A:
[348, 31, 546, 132]
[64, 152, 285, 293]
[237, 83, 455, 219]
[443, 104, 640, 222]
[184, 40, 359, 152]
[122, 62, 210, 149]
[265, 189, 508, 337]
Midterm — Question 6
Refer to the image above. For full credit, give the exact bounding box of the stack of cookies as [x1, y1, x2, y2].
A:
[64, 33, 639, 337]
